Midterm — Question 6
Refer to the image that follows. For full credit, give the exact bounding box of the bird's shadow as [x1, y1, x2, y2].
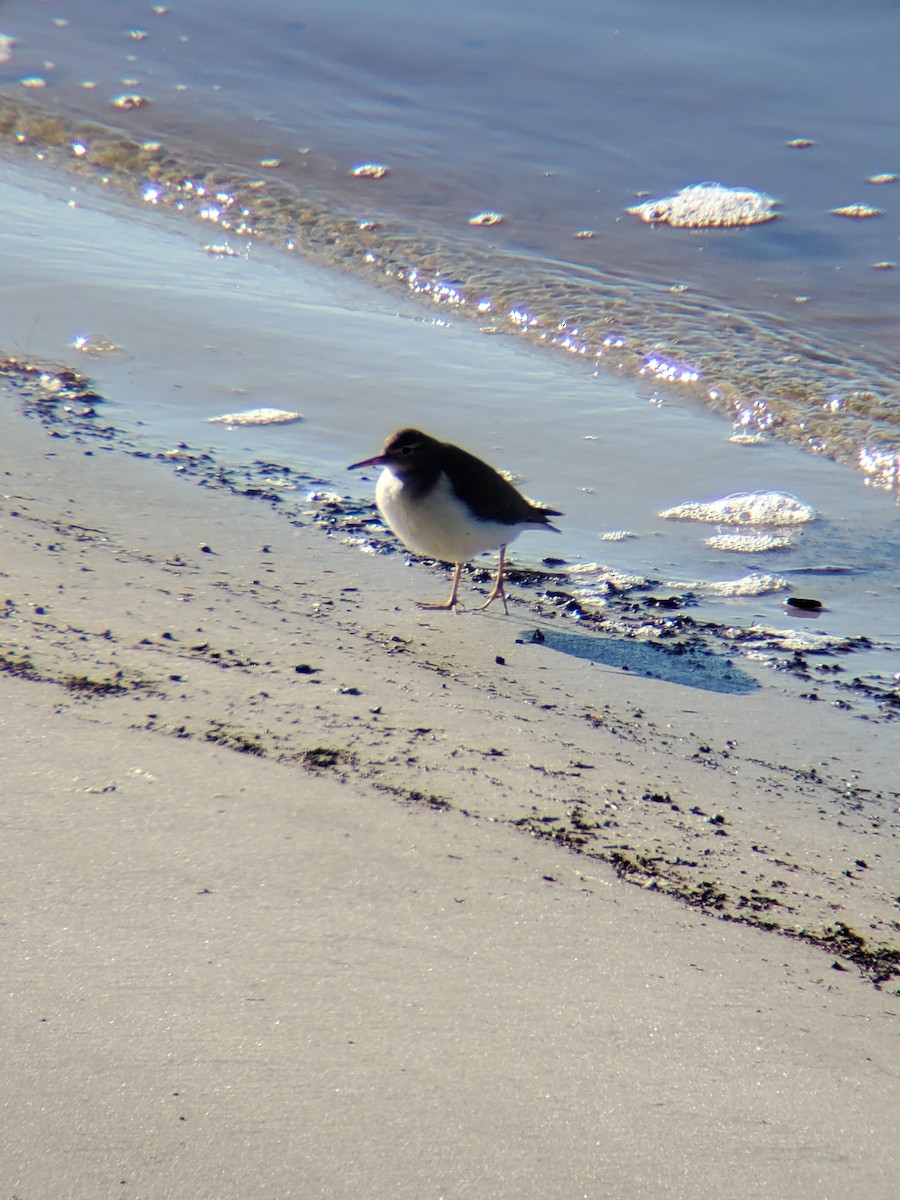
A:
[523, 627, 759, 696]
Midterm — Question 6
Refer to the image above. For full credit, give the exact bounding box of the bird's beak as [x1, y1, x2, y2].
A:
[348, 451, 387, 470]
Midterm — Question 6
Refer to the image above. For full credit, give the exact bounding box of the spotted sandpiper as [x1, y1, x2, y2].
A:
[349, 428, 562, 612]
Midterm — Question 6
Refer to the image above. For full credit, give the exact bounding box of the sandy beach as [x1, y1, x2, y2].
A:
[2, 366, 898, 1198]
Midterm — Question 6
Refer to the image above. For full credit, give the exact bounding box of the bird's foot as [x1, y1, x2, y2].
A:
[476, 584, 509, 615]
[416, 598, 465, 613]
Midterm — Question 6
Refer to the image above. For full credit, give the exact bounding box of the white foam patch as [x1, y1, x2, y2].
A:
[207, 408, 303, 426]
[342, 537, 378, 554]
[671, 573, 788, 597]
[705, 532, 796, 552]
[598, 530, 638, 542]
[728, 432, 770, 446]
[737, 627, 851, 652]
[305, 490, 343, 504]
[627, 183, 780, 228]
[660, 491, 815, 526]
[566, 564, 648, 591]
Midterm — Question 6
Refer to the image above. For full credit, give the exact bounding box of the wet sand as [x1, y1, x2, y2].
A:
[3, 353, 900, 1196]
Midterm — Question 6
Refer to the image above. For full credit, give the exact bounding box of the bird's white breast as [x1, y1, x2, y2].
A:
[375, 467, 525, 563]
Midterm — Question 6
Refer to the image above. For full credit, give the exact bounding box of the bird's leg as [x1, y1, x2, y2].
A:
[416, 563, 465, 612]
[477, 546, 509, 614]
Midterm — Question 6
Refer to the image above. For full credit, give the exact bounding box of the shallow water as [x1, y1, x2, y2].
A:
[1, 159, 898, 685]
[2, 0, 900, 485]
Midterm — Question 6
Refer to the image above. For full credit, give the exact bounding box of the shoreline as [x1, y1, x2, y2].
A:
[1, 149, 899, 658]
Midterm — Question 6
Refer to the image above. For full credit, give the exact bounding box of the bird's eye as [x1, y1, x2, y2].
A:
[401, 444, 414, 455]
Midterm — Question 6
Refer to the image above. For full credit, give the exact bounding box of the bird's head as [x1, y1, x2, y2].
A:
[348, 428, 439, 477]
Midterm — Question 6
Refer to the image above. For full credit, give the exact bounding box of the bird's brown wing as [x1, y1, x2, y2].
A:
[441, 442, 562, 527]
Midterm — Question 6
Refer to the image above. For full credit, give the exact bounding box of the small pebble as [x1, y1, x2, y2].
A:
[786, 596, 823, 611]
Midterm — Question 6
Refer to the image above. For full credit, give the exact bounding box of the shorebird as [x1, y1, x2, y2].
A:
[349, 427, 562, 612]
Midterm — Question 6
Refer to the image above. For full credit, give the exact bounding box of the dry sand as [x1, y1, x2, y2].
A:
[2, 381, 898, 1199]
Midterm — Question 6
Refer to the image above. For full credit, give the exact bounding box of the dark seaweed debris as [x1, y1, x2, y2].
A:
[0, 650, 146, 697]
[299, 746, 357, 771]
[603, 847, 899, 986]
[805, 922, 900, 986]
